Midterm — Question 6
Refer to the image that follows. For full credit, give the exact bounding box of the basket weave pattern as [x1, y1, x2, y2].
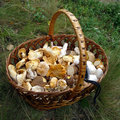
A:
[6, 9, 108, 110]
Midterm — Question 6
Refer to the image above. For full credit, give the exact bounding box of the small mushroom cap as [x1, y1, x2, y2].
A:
[50, 77, 58, 88]
[31, 85, 44, 92]
[16, 57, 27, 69]
[26, 59, 40, 70]
[37, 62, 49, 76]
[51, 46, 61, 56]
[95, 68, 103, 79]
[96, 62, 105, 72]
[28, 49, 43, 60]
[63, 55, 73, 63]
[74, 47, 80, 55]
[57, 79, 67, 90]
[27, 68, 37, 79]
[31, 76, 47, 87]
[22, 82, 32, 91]
[18, 48, 26, 59]
[73, 55, 80, 65]
[86, 51, 95, 63]
[87, 62, 96, 74]
[67, 65, 75, 76]
[43, 42, 48, 49]
[94, 58, 101, 67]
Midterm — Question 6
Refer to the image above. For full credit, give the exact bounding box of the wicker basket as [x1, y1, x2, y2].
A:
[6, 9, 108, 110]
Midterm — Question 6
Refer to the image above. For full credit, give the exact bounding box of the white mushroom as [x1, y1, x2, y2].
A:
[73, 55, 80, 65]
[37, 62, 49, 76]
[67, 64, 75, 76]
[57, 79, 67, 90]
[16, 69, 27, 86]
[74, 47, 80, 55]
[87, 61, 96, 74]
[95, 68, 103, 79]
[43, 42, 48, 49]
[63, 55, 73, 63]
[59, 43, 68, 58]
[8, 64, 17, 80]
[50, 77, 58, 88]
[31, 85, 44, 92]
[88, 74, 98, 82]
[27, 68, 37, 79]
[28, 49, 43, 60]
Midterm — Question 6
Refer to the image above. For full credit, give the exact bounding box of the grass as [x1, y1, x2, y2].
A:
[0, 0, 120, 120]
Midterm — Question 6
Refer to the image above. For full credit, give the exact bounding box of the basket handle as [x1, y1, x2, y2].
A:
[49, 9, 86, 92]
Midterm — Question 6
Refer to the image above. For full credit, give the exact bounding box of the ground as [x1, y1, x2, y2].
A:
[0, 0, 120, 120]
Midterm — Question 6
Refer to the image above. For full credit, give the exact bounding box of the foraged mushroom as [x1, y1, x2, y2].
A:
[57, 79, 67, 90]
[16, 57, 27, 69]
[74, 47, 80, 55]
[8, 64, 17, 80]
[26, 59, 40, 70]
[27, 68, 37, 79]
[59, 43, 68, 58]
[18, 48, 26, 59]
[96, 62, 105, 72]
[50, 77, 58, 88]
[87, 62, 96, 74]
[22, 81, 32, 91]
[31, 76, 47, 87]
[28, 49, 43, 60]
[63, 55, 73, 63]
[73, 55, 80, 65]
[31, 85, 44, 92]
[44, 84, 51, 92]
[51, 46, 61, 56]
[67, 64, 76, 76]
[37, 62, 49, 76]
[94, 58, 102, 67]
[95, 68, 103, 79]
[88, 74, 98, 82]
[47, 64, 66, 78]
[86, 51, 95, 63]
[43, 42, 48, 49]
[16, 69, 27, 86]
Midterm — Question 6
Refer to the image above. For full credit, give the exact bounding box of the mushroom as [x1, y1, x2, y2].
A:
[96, 62, 105, 72]
[67, 64, 77, 76]
[57, 79, 67, 90]
[18, 48, 26, 59]
[51, 46, 61, 56]
[87, 61, 96, 74]
[47, 64, 66, 78]
[37, 62, 49, 76]
[86, 51, 95, 63]
[16, 57, 27, 69]
[43, 42, 48, 49]
[8, 64, 17, 80]
[74, 47, 80, 55]
[16, 69, 27, 86]
[73, 55, 80, 65]
[95, 68, 103, 79]
[50, 77, 58, 88]
[31, 76, 47, 87]
[59, 43, 68, 58]
[27, 68, 37, 79]
[94, 58, 102, 67]
[31, 85, 44, 92]
[26, 59, 40, 70]
[28, 49, 43, 60]
[63, 55, 73, 63]
[22, 82, 32, 91]
[88, 74, 98, 82]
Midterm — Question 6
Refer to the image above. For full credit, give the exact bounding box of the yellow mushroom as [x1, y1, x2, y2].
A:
[18, 48, 26, 59]
[50, 77, 58, 89]
[16, 57, 27, 69]
[22, 81, 32, 91]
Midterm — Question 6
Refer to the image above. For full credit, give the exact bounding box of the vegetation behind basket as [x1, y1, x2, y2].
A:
[0, 0, 120, 120]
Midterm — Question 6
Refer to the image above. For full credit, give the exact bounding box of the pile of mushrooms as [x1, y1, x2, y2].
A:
[8, 42, 105, 92]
